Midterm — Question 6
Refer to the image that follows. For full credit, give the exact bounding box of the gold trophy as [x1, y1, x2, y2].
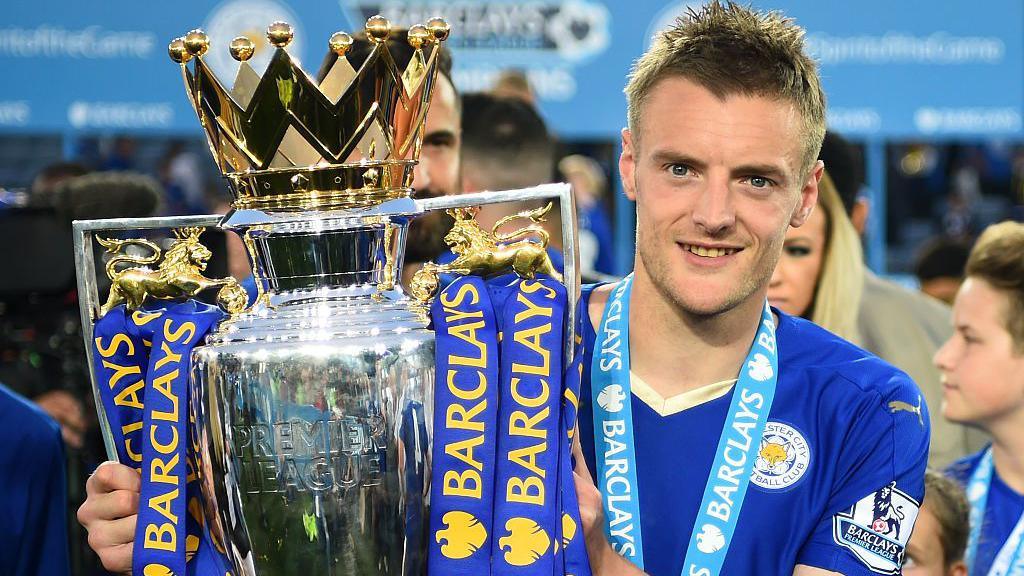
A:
[73, 15, 578, 575]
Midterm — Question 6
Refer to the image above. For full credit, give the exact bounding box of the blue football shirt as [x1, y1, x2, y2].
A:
[0, 383, 69, 576]
[577, 284, 930, 576]
[947, 448, 1024, 576]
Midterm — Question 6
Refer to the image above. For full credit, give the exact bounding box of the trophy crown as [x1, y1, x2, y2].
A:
[170, 15, 450, 212]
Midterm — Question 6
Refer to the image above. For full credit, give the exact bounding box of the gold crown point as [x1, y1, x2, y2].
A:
[168, 37, 192, 64]
[184, 29, 210, 56]
[266, 21, 294, 48]
[407, 25, 430, 49]
[328, 32, 353, 56]
[426, 17, 451, 42]
[365, 15, 391, 42]
[229, 36, 255, 61]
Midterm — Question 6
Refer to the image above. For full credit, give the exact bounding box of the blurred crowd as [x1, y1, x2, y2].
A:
[0, 39, 1021, 576]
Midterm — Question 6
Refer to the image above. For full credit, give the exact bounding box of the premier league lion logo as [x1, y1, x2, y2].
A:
[871, 482, 905, 537]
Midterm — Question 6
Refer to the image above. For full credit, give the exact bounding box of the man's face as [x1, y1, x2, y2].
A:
[620, 77, 820, 316]
[413, 74, 460, 199]
[406, 74, 461, 264]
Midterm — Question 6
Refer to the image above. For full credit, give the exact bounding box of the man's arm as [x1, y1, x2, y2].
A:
[793, 565, 843, 576]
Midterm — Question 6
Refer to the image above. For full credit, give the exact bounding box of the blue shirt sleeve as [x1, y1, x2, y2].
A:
[0, 384, 70, 576]
[796, 371, 930, 575]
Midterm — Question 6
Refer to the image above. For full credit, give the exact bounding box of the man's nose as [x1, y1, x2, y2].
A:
[412, 155, 432, 192]
[692, 180, 736, 235]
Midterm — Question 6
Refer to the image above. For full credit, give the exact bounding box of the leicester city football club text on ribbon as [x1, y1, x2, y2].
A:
[590, 274, 779, 576]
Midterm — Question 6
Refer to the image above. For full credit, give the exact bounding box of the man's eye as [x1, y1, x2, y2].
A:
[749, 176, 771, 188]
[423, 133, 454, 148]
[669, 164, 689, 177]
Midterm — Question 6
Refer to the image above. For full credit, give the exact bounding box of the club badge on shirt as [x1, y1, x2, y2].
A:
[750, 421, 811, 490]
[832, 482, 921, 574]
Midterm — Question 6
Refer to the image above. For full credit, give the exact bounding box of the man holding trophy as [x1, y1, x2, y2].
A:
[76, 2, 928, 576]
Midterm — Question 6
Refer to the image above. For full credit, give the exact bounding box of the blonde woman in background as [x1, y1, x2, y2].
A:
[769, 170, 864, 342]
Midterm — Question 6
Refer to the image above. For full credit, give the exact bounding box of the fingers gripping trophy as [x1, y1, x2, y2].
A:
[73, 14, 584, 576]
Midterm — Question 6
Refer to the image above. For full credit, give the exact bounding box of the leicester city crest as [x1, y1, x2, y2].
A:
[749, 421, 810, 490]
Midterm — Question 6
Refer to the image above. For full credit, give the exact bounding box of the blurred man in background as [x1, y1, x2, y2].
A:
[459, 91, 560, 248]
[0, 382, 70, 575]
[914, 238, 971, 305]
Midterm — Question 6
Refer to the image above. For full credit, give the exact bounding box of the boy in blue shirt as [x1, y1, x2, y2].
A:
[936, 222, 1024, 576]
[571, 3, 929, 575]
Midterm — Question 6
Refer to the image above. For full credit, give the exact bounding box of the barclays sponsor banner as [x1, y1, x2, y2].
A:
[0, 0, 1021, 137]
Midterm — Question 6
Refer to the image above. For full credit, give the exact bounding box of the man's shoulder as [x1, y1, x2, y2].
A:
[581, 281, 615, 335]
[0, 384, 61, 451]
[0, 384, 59, 436]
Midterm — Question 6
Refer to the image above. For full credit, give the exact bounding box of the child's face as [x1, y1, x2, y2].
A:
[902, 504, 965, 576]
[934, 277, 1024, 427]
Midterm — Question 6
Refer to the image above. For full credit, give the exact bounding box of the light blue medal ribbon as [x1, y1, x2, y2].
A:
[965, 447, 1024, 576]
[589, 275, 646, 567]
[590, 274, 779, 575]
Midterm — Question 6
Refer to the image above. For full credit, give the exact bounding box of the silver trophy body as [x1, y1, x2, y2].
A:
[193, 211, 434, 574]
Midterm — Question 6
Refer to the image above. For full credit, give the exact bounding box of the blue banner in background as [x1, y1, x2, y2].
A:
[0, 0, 1021, 138]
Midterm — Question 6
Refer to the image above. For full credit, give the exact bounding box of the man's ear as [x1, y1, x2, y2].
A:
[850, 197, 870, 236]
[948, 560, 968, 576]
[619, 128, 637, 201]
[790, 160, 823, 228]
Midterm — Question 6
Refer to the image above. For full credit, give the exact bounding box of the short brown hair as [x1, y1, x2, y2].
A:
[625, 1, 826, 174]
[965, 221, 1024, 352]
[923, 470, 969, 568]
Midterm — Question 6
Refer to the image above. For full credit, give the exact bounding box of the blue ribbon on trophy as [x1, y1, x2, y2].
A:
[560, 330, 590, 576]
[428, 276, 502, 575]
[491, 277, 565, 575]
[92, 301, 234, 576]
[428, 275, 591, 576]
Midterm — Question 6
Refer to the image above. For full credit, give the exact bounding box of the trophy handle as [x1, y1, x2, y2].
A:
[413, 183, 581, 364]
[73, 214, 225, 462]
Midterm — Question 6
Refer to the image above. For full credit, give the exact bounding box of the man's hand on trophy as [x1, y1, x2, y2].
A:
[77, 460, 139, 575]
